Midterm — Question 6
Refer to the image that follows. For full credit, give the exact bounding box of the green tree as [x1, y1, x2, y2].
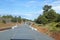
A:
[44, 9, 57, 22]
[35, 5, 58, 24]
[11, 16, 17, 22]
[56, 14, 60, 22]
[17, 16, 21, 23]
[43, 5, 51, 12]
[2, 20, 6, 24]
[2, 15, 13, 19]
[35, 15, 48, 24]
[11, 16, 21, 23]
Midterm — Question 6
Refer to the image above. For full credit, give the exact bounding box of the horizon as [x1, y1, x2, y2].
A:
[0, 0, 60, 20]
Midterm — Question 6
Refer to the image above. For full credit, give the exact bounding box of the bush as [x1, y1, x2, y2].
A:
[2, 20, 6, 24]
[48, 22, 60, 32]
[56, 22, 60, 28]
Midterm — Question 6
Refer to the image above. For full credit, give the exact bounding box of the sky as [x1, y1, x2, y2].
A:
[0, 0, 60, 20]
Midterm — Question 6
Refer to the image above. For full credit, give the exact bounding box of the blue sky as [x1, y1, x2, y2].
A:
[0, 0, 60, 20]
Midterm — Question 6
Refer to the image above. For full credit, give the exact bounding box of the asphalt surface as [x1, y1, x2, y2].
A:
[0, 24, 54, 40]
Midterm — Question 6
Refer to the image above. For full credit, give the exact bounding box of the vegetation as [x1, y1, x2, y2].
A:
[0, 15, 22, 23]
[0, 15, 31, 24]
[2, 20, 6, 24]
[35, 5, 60, 32]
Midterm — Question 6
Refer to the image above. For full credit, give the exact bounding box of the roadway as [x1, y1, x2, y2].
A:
[0, 24, 54, 40]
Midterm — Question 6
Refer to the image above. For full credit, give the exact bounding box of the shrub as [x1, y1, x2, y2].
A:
[2, 20, 6, 24]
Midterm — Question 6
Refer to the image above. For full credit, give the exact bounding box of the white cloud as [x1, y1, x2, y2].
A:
[22, 10, 43, 20]
[1, 0, 60, 20]
[12, 9, 43, 20]
[50, 1, 60, 13]
[43, 0, 60, 13]
[22, 0, 42, 8]
[52, 6, 60, 13]
[0, 9, 11, 15]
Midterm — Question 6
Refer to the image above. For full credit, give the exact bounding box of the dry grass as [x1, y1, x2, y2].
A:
[31, 24, 48, 34]
[31, 23, 60, 40]
[0, 23, 16, 29]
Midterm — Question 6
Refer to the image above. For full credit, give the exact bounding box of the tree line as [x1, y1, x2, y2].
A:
[35, 5, 60, 24]
[0, 15, 21, 23]
[0, 15, 32, 24]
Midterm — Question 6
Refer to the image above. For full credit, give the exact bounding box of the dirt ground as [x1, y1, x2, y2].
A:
[31, 24, 60, 40]
[0, 23, 17, 31]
